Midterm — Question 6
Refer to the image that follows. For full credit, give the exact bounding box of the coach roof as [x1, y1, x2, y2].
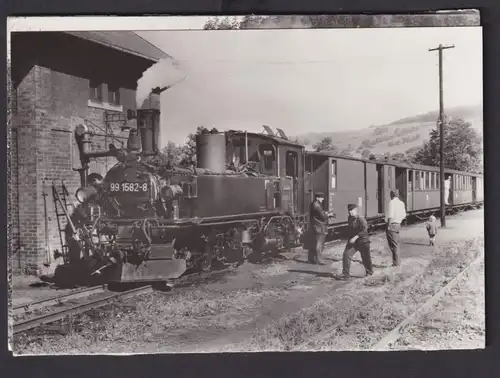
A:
[307, 150, 482, 176]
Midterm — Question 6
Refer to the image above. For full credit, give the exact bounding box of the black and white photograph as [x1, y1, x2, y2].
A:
[7, 13, 484, 354]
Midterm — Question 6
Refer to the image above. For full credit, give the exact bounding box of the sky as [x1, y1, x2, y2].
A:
[136, 22, 483, 147]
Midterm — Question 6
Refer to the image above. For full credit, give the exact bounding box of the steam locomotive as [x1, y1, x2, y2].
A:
[55, 109, 307, 285]
[55, 107, 483, 286]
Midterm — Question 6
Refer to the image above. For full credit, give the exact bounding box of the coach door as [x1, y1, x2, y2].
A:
[406, 170, 414, 212]
[365, 163, 379, 218]
[376, 164, 384, 214]
[472, 176, 477, 203]
[384, 165, 396, 212]
[395, 167, 408, 209]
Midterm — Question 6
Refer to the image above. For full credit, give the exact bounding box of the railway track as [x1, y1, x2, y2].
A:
[13, 285, 108, 317]
[13, 262, 239, 336]
[13, 285, 154, 335]
[292, 250, 483, 351]
[371, 252, 484, 351]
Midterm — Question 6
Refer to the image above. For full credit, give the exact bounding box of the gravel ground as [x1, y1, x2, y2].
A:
[12, 208, 484, 355]
[389, 256, 485, 350]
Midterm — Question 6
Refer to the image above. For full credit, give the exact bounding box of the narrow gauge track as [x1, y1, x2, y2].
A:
[292, 251, 483, 351]
[13, 285, 108, 317]
[13, 263, 239, 335]
[371, 252, 484, 351]
[13, 285, 154, 335]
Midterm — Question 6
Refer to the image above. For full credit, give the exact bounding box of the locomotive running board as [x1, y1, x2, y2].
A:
[119, 259, 187, 282]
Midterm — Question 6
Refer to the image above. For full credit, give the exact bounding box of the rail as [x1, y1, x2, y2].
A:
[13, 285, 107, 317]
[371, 253, 483, 351]
[14, 285, 153, 334]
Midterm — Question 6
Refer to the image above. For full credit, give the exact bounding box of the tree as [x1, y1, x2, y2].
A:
[339, 149, 353, 157]
[411, 118, 482, 172]
[361, 149, 372, 159]
[204, 16, 241, 30]
[390, 152, 406, 161]
[181, 126, 215, 165]
[160, 141, 184, 165]
[312, 137, 339, 153]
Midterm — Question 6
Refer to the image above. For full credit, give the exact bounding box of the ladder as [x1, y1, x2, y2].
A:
[52, 181, 76, 264]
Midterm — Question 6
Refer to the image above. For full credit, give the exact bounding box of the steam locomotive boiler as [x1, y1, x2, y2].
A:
[54, 108, 306, 285]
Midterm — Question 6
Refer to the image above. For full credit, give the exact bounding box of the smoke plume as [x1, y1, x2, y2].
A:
[136, 58, 187, 109]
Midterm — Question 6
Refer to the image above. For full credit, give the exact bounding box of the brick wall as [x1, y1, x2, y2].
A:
[9, 128, 20, 271]
[10, 65, 149, 273]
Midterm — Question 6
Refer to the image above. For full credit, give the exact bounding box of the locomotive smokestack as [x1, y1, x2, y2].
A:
[196, 132, 226, 173]
[137, 95, 161, 155]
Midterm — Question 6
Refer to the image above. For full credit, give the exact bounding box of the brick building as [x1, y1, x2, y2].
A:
[9, 31, 168, 273]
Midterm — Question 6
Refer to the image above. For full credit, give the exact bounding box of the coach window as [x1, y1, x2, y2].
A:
[415, 171, 420, 190]
[425, 172, 430, 190]
[388, 166, 392, 189]
[421, 171, 425, 190]
[407, 170, 413, 190]
[331, 160, 337, 190]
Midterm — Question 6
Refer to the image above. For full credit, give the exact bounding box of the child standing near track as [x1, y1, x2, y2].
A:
[426, 215, 438, 246]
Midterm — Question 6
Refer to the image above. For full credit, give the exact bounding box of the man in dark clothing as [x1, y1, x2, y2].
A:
[308, 192, 331, 264]
[335, 204, 373, 280]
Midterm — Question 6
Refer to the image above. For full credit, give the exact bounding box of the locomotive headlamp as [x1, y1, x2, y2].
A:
[75, 124, 88, 137]
[75, 186, 98, 204]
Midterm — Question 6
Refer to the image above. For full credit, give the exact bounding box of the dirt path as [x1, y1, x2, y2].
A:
[13, 209, 484, 354]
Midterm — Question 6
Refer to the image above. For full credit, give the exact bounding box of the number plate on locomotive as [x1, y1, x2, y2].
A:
[109, 182, 149, 193]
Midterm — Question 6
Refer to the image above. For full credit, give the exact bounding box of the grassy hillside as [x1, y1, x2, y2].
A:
[294, 105, 483, 158]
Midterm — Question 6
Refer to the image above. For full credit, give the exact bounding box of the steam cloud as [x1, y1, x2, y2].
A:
[136, 58, 187, 109]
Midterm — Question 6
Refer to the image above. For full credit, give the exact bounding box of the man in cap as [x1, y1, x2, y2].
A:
[308, 192, 332, 264]
[385, 189, 407, 267]
[335, 204, 373, 280]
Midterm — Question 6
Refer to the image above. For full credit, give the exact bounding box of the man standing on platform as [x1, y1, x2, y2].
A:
[385, 189, 407, 267]
[308, 192, 332, 265]
[335, 204, 373, 280]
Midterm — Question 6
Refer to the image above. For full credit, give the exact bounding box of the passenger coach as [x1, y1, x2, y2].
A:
[305, 151, 483, 231]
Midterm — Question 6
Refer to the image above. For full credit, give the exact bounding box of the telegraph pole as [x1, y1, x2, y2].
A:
[429, 44, 455, 228]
